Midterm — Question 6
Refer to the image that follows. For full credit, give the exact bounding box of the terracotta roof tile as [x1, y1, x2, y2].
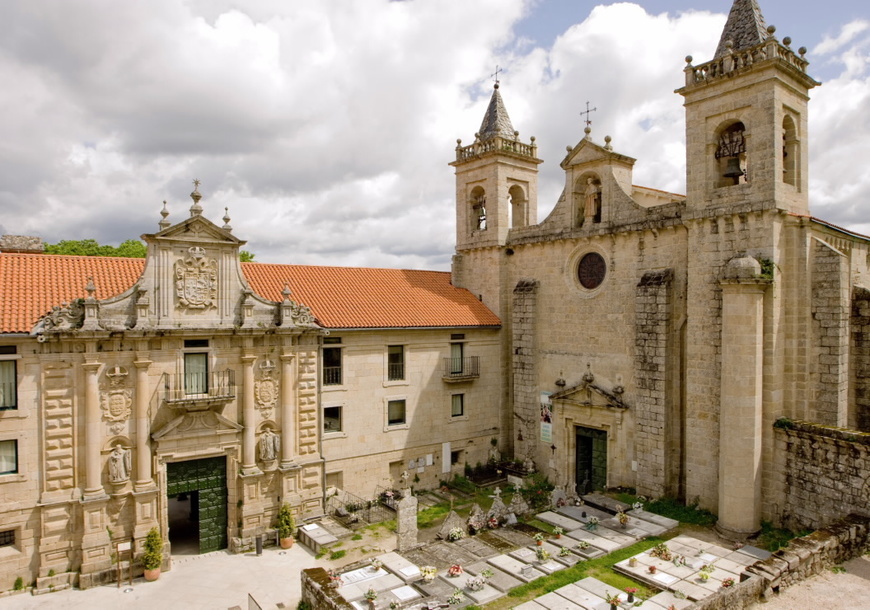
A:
[0, 254, 500, 333]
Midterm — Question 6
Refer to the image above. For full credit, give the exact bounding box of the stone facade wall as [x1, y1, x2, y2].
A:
[301, 567, 353, 609]
[512, 279, 539, 466]
[811, 239, 849, 426]
[850, 287, 870, 431]
[775, 421, 870, 531]
[634, 269, 673, 498]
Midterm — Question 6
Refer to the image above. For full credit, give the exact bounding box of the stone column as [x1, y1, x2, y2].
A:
[396, 493, 419, 552]
[82, 360, 104, 498]
[717, 255, 770, 539]
[280, 352, 297, 468]
[134, 354, 153, 490]
[241, 355, 259, 474]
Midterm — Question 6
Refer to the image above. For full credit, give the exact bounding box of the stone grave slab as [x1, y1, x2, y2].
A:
[414, 575, 454, 599]
[611, 513, 669, 536]
[488, 554, 546, 582]
[370, 574, 404, 593]
[536, 559, 564, 574]
[537, 511, 585, 532]
[297, 522, 338, 553]
[674, 580, 710, 601]
[510, 546, 538, 563]
[648, 591, 694, 610]
[580, 493, 630, 514]
[704, 545, 732, 558]
[485, 526, 536, 548]
[553, 583, 605, 609]
[571, 576, 623, 602]
[565, 529, 619, 553]
[377, 551, 422, 583]
[557, 505, 612, 523]
[534, 591, 585, 609]
[462, 582, 503, 605]
[424, 540, 479, 566]
[464, 561, 522, 592]
[587, 525, 634, 547]
[391, 584, 422, 603]
[628, 509, 679, 530]
[401, 547, 441, 569]
[715, 556, 751, 573]
[598, 518, 648, 539]
[735, 544, 771, 561]
[722, 550, 759, 568]
[669, 536, 707, 552]
[455, 535, 499, 559]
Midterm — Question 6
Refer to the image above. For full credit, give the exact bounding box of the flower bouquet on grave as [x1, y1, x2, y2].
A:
[698, 564, 714, 582]
[721, 577, 735, 588]
[327, 569, 343, 588]
[649, 542, 672, 561]
[624, 587, 638, 603]
[648, 565, 658, 574]
[448, 564, 463, 578]
[466, 574, 486, 592]
[575, 540, 591, 550]
[535, 547, 551, 562]
[585, 516, 599, 531]
[420, 565, 437, 583]
[553, 526, 564, 539]
[364, 587, 378, 600]
[617, 511, 630, 528]
[447, 589, 464, 605]
[605, 592, 622, 609]
[488, 516, 500, 529]
[370, 558, 384, 572]
[447, 527, 465, 541]
[632, 501, 644, 511]
[480, 568, 494, 580]
[389, 602, 400, 610]
[559, 546, 572, 557]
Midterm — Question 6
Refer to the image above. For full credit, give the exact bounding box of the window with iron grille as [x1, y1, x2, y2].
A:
[323, 347, 342, 386]
[0, 529, 14, 547]
[387, 345, 404, 381]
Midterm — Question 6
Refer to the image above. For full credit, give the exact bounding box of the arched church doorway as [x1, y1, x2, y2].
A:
[575, 426, 607, 494]
[166, 456, 228, 554]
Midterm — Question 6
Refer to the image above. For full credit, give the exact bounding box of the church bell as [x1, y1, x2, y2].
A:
[724, 157, 744, 179]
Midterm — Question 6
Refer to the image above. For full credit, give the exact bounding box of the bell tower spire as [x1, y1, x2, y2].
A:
[450, 82, 542, 251]
[677, 0, 819, 214]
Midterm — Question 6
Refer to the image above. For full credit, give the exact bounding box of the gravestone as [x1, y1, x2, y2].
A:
[487, 496, 508, 523]
[437, 510, 467, 540]
[507, 492, 530, 517]
[467, 503, 486, 532]
[397, 494, 419, 552]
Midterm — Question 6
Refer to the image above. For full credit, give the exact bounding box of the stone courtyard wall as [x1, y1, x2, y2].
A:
[774, 420, 870, 531]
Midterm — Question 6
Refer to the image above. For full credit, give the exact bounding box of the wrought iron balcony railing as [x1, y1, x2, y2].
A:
[442, 356, 479, 381]
[164, 370, 236, 408]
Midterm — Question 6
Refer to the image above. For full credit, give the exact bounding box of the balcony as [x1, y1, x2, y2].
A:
[163, 370, 236, 411]
[442, 356, 480, 382]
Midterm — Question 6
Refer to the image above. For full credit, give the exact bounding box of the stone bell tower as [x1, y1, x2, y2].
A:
[677, 0, 819, 215]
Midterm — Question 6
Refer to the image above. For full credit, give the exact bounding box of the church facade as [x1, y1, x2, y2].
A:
[450, 0, 870, 540]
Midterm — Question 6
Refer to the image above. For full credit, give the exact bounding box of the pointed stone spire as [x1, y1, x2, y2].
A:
[159, 201, 170, 230]
[714, 0, 768, 58]
[189, 179, 203, 217]
[477, 84, 516, 142]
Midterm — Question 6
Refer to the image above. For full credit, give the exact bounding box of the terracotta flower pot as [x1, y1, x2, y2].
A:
[144, 567, 161, 581]
[280, 537, 294, 549]
[536, 540, 543, 546]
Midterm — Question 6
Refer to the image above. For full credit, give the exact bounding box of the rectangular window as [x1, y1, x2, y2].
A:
[387, 399, 406, 426]
[450, 342, 464, 375]
[322, 347, 342, 386]
[451, 394, 464, 417]
[451, 450, 462, 465]
[387, 345, 404, 381]
[0, 529, 14, 548]
[324, 406, 342, 433]
[0, 440, 18, 475]
[0, 360, 16, 410]
[184, 353, 208, 395]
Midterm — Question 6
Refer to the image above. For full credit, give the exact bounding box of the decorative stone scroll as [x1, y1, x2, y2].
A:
[39, 299, 85, 331]
[174, 246, 218, 310]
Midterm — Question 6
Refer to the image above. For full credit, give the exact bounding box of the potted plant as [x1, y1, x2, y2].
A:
[276, 502, 296, 549]
[533, 532, 546, 546]
[142, 527, 163, 581]
[617, 511, 629, 528]
[558, 546, 572, 557]
[553, 526, 564, 539]
[585, 516, 599, 531]
[624, 587, 638, 603]
[447, 589, 464, 605]
[370, 558, 384, 572]
[604, 592, 622, 610]
[364, 587, 378, 608]
[721, 577, 735, 588]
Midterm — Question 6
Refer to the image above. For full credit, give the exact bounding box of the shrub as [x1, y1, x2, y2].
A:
[276, 503, 296, 539]
[142, 527, 163, 570]
[13, 577, 24, 591]
[519, 473, 555, 512]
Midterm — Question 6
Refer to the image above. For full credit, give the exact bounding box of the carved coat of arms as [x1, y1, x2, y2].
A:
[175, 246, 218, 310]
[101, 365, 132, 423]
[255, 359, 279, 419]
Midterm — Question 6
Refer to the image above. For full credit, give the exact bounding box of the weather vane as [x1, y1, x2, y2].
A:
[580, 101, 597, 127]
[193, 178, 201, 190]
[491, 65, 502, 87]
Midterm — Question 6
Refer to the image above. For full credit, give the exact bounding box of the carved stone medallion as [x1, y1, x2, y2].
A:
[175, 246, 218, 310]
[102, 366, 132, 422]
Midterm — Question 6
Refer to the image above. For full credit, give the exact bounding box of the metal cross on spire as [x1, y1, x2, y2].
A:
[193, 178, 201, 190]
[491, 65, 502, 88]
[580, 101, 597, 127]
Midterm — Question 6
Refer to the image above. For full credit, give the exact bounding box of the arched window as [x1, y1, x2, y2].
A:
[509, 185, 527, 228]
[469, 186, 486, 231]
[574, 174, 601, 227]
[715, 122, 748, 187]
[782, 115, 798, 187]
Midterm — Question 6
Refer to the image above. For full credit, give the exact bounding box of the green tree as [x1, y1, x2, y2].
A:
[239, 250, 256, 262]
[45, 239, 146, 258]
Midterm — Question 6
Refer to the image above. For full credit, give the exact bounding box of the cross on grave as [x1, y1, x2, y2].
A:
[580, 101, 597, 127]
[490, 487, 502, 500]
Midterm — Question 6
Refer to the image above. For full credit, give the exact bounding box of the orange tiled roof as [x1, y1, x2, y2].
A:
[0, 254, 500, 333]
[243, 263, 501, 329]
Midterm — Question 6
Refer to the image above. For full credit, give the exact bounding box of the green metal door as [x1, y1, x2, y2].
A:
[575, 426, 607, 493]
[166, 456, 228, 554]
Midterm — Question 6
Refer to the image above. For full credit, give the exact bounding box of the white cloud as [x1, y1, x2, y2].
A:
[0, 2, 867, 267]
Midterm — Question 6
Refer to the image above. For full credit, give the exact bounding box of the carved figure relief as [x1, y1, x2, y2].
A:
[258, 427, 280, 462]
[175, 246, 218, 310]
[108, 444, 131, 483]
[101, 365, 132, 424]
[254, 359, 279, 419]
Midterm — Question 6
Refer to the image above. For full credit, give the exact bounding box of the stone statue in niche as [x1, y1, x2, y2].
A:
[258, 427, 280, 462]
[108, 444, 131, 483]
[583, 178, 601, 225]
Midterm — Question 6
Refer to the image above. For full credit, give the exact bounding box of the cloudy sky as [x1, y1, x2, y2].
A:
[1, 0, 867, 270]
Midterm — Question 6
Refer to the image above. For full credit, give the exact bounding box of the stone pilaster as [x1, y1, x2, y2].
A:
[717, 255, 770, 539]
[82, 360, 106, 499]
[280, 352, 297, 468]
[241, 354, 260, 475]
[133, 353, 154, 491]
